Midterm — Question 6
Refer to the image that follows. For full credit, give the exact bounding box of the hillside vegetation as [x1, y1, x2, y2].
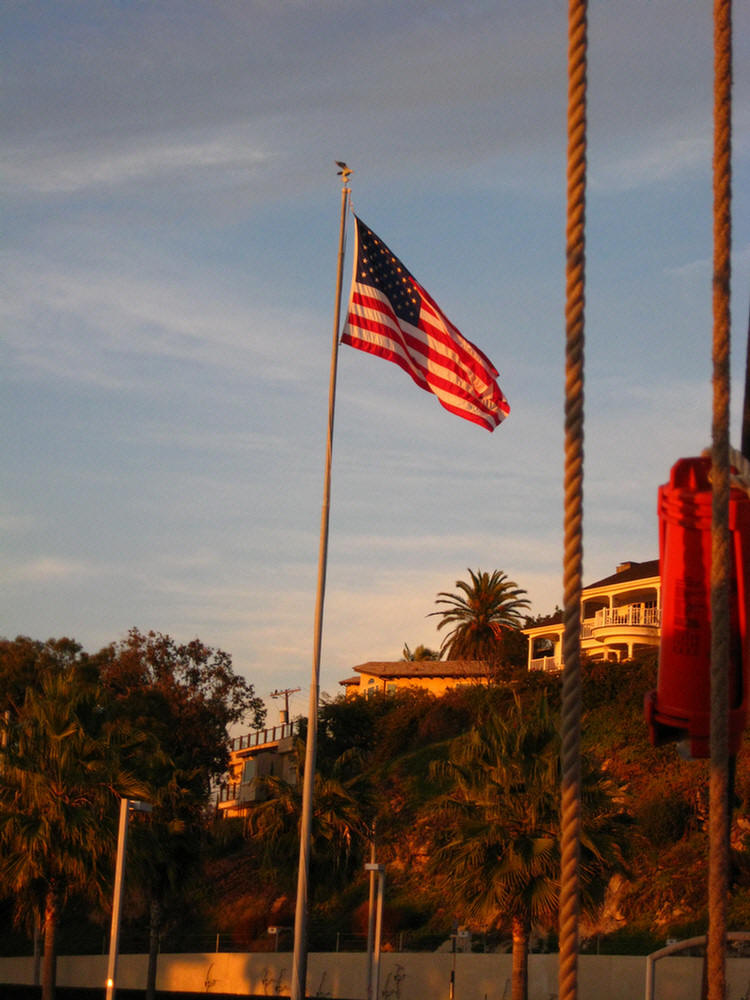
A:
[197, 655, 750, 956]
[3, 653, 747, 961]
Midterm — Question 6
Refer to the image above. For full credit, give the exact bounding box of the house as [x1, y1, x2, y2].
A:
[340, 659, 494, 698]
[524, 559, 660, 672]
[215, 718, 298, 819]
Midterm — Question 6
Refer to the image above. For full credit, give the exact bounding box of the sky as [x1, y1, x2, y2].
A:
[3, 1, 750, 728]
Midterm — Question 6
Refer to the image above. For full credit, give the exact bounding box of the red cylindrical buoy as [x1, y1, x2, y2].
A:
[644, 455, 750, 758]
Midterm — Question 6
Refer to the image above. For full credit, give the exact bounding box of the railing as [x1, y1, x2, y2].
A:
[530, 604, 661, 669]
[593, 605, 661, 628]
[229, 721, 296, 753]
[216, 782, 241, 804]
[529, 656, 560, 673]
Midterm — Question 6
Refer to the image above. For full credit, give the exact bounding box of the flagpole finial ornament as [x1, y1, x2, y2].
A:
[335, 160, 352, 184]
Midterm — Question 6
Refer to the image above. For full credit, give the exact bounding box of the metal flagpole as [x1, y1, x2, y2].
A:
[290, 162, 352, 1000]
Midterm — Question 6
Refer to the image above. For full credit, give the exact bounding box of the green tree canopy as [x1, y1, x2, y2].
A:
[0, 640, 147, 1000]
[95, 628, 266, 999]
[97, 628, 265, 786]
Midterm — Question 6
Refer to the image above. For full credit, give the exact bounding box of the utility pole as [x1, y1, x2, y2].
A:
[270, 687, 300, 724]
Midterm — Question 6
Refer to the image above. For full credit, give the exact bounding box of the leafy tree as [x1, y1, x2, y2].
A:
[429, 569, 530, 668]
[427, 695, 627, 1000]
[314, 694, 395, 781]
[98, 629, 265, 784]
[0, 640, 146, 1000]
[525, 607, 564, 628]
[401, 643, 440, 661]
[96, 628, 265, 999]
[0, 635, 49, 718]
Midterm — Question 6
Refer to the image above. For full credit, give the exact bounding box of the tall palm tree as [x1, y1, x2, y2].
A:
[429, 568, 530, 663]
[427, 696, 627, 1000]
[0, 649, 145, 1000]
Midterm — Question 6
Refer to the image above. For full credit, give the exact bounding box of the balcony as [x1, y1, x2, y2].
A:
[593, 605, 660, 628]
[587, 603, 661, 660]
[229, 721, 295, 754]
[215, 779, 269, 806]
[529, 655, 560, 673]
[216, 781, 241, 805]
[528, 603, 660, 673]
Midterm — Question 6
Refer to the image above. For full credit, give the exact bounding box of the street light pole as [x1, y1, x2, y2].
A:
[105, 799, 152, 1000]
[365, 863, 385, 1000]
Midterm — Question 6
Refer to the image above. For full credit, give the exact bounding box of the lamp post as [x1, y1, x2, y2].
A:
[105, 798, 152, 1000]
[365, 863, 385, 1000]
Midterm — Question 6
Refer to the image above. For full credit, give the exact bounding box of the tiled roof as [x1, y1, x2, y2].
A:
[350, 660, 492, 680]
[585, 558, 659, 591]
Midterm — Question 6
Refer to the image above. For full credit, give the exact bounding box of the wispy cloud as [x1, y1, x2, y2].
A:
[9, 557, 99, 584]
[2, 259, 323, 388]
[1, 130, 271, 195]
[593, 131, 711, 192]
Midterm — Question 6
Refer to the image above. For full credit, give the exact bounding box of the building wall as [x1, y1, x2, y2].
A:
[353, 674, 489, 698]
[2, 951, 748, 1000]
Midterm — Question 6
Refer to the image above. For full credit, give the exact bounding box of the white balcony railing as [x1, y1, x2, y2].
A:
[529, 656, 560, 673]
[593, 605, 661, 628]
[529, 603, 660, 674]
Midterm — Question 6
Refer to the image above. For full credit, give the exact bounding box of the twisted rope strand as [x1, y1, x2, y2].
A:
[708, 2, 732, 998]
[559, 2, 587, 999]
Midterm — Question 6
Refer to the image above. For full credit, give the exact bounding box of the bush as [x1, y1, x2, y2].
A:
[637, 791, 692, 848]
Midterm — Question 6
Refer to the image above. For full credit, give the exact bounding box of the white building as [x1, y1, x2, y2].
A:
[524, 559, 660, 672]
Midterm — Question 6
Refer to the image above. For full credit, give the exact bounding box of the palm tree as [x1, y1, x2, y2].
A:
[126, 768, 204, 1000]
[427, 696, 627, 1000]
[245, 747, 369, 897]
[429, 568, 530, 664]
[0, 647, 145, 1000]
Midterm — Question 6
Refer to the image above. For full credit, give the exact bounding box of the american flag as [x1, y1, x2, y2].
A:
[341, 216, 509, 432]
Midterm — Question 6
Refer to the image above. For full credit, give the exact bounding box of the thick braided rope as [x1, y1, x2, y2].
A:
[559, 2, 587, 998]
[708, 2, 732, 998]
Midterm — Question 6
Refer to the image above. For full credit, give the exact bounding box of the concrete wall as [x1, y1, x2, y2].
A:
[2, 950, 750, 999]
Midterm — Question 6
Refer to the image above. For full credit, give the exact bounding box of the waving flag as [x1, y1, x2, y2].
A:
[341, 216, 509, 431]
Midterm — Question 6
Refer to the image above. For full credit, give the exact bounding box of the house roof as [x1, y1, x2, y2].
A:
[585, 558, 659, 591]
[523, 558, 659, 636]
[348, 660, 492, 681]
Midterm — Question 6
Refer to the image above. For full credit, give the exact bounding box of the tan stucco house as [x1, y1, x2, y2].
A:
[339, 659, 494, 698]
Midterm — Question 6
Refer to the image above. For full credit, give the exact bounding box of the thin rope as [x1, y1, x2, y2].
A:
[708, 1, 732, 998]
[559, 1, 587, 998]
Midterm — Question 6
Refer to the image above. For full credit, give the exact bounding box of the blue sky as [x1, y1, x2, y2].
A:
[2, 1, 749, 725]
